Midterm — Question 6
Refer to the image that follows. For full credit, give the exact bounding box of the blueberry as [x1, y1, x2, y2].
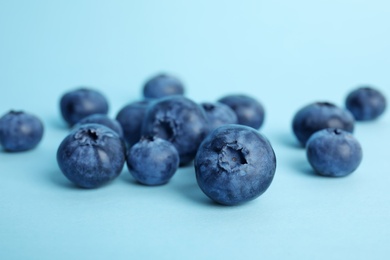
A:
[306, 128, 363, 177]
[143, 74, 185, 99]
[76, 114, 123, 137]
[218, 94, 265, 129]
[57, 124, 125, 188]
[126, 136, 180, 185]
[194, 124, 276, 206]
[346, 86, 387, 121]
[0, 110, 44, 152]
[201, 102, 238, 132]
[116, 100, 150, 147]
[142, 96, 208, 165]
[60, 88, 109, 126]
[292, 102, 355, 147]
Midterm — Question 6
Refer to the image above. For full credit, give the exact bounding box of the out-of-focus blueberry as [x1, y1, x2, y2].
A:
[76, 114, 123, 137]
[143, 74, 184, 99]
[60, 88, 109, 126]
[126, 136, 179, 185]
[292, 102, 355, 147]
[116, 100, 150, 147]
[346, 86, 387, 121]
[142, 96, 208, 165]
[57, 124, 125, 188]
[194, 124, 276, 206]
[306, 128, 363, 177]
[0, 110, 44, 152]
[201, 102, 238, 132]
[218, 94, 265, 129]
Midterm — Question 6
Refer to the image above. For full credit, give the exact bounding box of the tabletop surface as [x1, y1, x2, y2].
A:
[1, 1, 389, 259]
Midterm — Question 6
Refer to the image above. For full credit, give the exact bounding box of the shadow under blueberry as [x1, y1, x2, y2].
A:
[49, 170, 80, 190]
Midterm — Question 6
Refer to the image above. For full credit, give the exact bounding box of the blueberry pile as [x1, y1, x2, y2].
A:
[0, 73, 387, 206]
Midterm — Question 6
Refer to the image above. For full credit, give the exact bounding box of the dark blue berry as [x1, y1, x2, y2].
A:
[201, 102, 238, 132]
[194, 124, 276, 206]
[76, 114, 123, 137]
[218, 94, 265, 129]
[116, 100, 150, 147]
[142, 96, 208, 165]
[0, 110, 44, 152]
[306, 128, 363, 177]
[60, 88, 109, 126]
[57, 124, 125, 188]
[346, 86, 387, 121]
[292, 102, 355, 146]
[143, 74, 184, 99]
[126, 136, 179, 185]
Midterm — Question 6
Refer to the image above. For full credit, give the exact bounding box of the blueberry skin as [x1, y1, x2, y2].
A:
[194, 124, 276, 206]
[0, 111, 44, 152]
[116, 100, 150, 147]
[201, 102, 238, 132]
[142, 96, 208, 165]
[76, 114, 123, 138]
[218, 94, 265, 129]
[126, 137, 180, 185]
[292, 102, 355, 147]
[306, 128, 363, 177]
[143, 74, 185, 99]
[346, 87, 387, 121]
[60, 88, 109, 126]
[57, 124, 125, 188]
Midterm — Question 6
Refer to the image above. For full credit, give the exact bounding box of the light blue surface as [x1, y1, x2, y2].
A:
[1, 1, 389, 259]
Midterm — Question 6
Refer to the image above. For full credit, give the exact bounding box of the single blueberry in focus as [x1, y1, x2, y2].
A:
[116, 100, 150, 147]
[143, 74, 185, 99]
[76, 114, 123, 137]
[346, 86, 387, 121]
[292, 102, 355, 147]
[201, 102, 238, 132]
[0, 110, 44, 152]
[194, 124, 276, 206]
[126, 136, 180, 185]
[57, 124, 125, 188]
[306, 128, 363, 177]
[218, 94, 265, 129]
[60, 88, 109, 126]
[142, 96, 208, 165]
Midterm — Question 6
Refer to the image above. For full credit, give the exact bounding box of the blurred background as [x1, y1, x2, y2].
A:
[0, 1, 389, 259]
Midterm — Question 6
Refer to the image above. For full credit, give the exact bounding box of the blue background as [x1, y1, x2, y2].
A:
[1, 0, 389, 259]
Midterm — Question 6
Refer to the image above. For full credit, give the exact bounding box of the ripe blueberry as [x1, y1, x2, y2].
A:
[126, 136, 180, 185]
[116, 100, 150, 146]
[60, 88, 109, 126]
[306, 128, 363, 177]
[292, 102, 355, 147]
[201, 102, 238, 132]
[143, 74, 184, 99]
[142, 96, 208, 165]
[57, 124, 125, 188]
[218, 94, 265, 129]
[346, 86, 387, 121]
[76, 114, 123, 138]
[194, 124, 276, 206]
[0, 110, 44, 152]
